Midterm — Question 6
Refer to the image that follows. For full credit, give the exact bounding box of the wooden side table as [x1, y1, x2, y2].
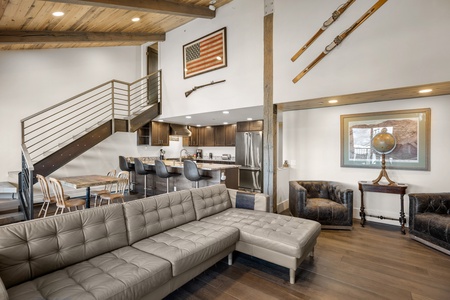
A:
[358, 181, 408, 234]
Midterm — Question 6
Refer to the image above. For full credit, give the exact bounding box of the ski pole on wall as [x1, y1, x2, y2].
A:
[291, 0, 356, 62]
[292, 0, 388, 83]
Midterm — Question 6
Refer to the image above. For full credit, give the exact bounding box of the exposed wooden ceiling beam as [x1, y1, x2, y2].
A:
[0, 0, 8, 20]
[0, 30, 165, 44]
[44, 0, 215, 19]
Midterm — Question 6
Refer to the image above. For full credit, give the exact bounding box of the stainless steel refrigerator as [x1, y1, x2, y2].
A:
[235, 131, 263, 192]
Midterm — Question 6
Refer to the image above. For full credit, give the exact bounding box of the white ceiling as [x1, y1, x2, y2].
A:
[154, 106, 264, 126]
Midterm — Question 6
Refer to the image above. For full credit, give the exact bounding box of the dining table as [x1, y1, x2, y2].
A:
[57, 175, 126, 208]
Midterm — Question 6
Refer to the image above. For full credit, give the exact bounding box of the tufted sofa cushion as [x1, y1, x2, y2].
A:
[191, 184, 231, 220]
[123, 190, 195, 244]
[0, 204, 127, 289]
[6, 246, 172, 300]
[132, 221, 239, 276]
[200, 208, 321, 258]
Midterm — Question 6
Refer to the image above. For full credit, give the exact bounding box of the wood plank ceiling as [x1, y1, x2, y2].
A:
[0, 0, 233, 50]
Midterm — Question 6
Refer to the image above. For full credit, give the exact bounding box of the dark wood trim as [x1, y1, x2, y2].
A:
[114, 119, 128, 133]
[129, 103, 160, 132]
[0, 31, 165, 44]
[44, 0, 215, 19]
[263, 12, 276, 212]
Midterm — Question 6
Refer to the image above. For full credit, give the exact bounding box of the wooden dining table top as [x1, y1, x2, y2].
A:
[57, 175, 125, 189]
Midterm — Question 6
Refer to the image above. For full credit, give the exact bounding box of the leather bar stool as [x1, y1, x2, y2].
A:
[119, 156, 136, 194]
[155, 160, 181, 193]
[134, 158, 155, 197]
[183, 160, 211, 188]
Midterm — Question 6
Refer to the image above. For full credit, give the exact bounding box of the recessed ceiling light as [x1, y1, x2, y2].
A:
[223, 122, 228, 125]
[52, 11, 64, 17]
[328, 99, 338, 104]
[131, 17, 140, 22]
[186, 116, 191, 119]
[247, 117, 253, 121]
[158, 119, 164, 122]
[223, 111, 229, 114]
[419, 89, 432, 94]
[196, 124, 201, 127]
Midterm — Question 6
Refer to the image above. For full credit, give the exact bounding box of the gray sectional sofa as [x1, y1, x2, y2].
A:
[0, 184, 321, 300]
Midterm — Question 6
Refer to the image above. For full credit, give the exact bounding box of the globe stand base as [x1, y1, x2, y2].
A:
[372, 154, 396, 185]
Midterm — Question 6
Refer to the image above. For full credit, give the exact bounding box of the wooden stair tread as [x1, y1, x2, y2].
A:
[0, 212, 25, 225]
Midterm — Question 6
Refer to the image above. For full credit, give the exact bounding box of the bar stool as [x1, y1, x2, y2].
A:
[134, 158, 155, 197]
[155, 160, 181, 193]
[119, 156, 135, 193]
[183, 160, 211, 188]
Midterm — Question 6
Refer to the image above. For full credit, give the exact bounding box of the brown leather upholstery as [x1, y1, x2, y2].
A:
[409, 193, 450, 254]
[289, 180, 353, 229]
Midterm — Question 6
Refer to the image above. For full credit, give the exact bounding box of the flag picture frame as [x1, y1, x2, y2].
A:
[183, 27, 227, 79]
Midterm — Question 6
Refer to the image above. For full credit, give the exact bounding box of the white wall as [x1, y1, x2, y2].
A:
[158, 0, 264, 119]
[274, 0, 450, 102]
[283, 96, 450, 225]
[0, 46, 141, 181]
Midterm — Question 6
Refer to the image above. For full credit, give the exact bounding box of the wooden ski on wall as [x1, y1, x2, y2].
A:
[291, 0, 356, 62]
[293, 0, 388, 83]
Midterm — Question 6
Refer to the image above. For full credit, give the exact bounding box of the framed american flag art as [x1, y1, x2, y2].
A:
[183, 27, 227, 79]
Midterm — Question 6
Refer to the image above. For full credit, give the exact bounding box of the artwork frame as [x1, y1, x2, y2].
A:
[183, 27, 227, 79]
[340, 108, 431, 170]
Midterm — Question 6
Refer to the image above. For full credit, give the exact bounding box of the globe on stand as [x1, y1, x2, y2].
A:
[371, 128, 397, 185]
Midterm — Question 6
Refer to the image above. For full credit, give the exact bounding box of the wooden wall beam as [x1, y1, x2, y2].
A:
[263, 7, 277, 212]
[0, 0, 8, 20]
[44, 0, 215, 19]
[0, 30, 165, 44]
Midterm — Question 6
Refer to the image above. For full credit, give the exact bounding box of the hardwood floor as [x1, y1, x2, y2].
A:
[29, 199, 449, 300]
[164, 221, 450, 300]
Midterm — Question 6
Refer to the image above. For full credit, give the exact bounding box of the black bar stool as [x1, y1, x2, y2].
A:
[119, 156, 136, 194]
[183, 160, 211, 188]
[155, 160, 181, 193]
[134, 158, 155, 197]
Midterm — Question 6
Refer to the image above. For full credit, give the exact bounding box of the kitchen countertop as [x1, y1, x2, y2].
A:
[136, 158, 240, 171]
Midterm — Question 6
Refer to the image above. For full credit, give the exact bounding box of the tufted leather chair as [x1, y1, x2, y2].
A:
[409, 193, 450, 255]
[289, 180, 353, 229]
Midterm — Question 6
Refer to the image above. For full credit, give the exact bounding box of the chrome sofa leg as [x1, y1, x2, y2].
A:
[228, 253, 233, 265]
[289, 269, 295, 284]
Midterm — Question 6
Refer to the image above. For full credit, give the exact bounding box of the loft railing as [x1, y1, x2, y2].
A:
[21, 70, 161, 163]
[19, 144, 34, 220]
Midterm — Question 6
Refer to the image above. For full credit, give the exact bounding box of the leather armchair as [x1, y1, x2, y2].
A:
[409, 193, 450, 255]
[289, 180, 353, 229]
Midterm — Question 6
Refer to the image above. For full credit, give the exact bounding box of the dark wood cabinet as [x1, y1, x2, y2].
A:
[137, 123, 150, 145]
[237, 120, 263, 132]
[225, 124, 236, 146]
[187, 126, 199, 146]
[214, 125, 226, 146]
[203, 126, 215, 146]
[150, 122, 169, 146]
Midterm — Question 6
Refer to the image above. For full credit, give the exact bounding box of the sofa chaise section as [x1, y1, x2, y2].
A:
[191, 185, 322, 284]
[122, 189, 239, 294]
[0, 204, 172, 300]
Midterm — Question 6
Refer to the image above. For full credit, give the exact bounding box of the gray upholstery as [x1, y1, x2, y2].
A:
[191, 184, 232, 220]
[409, 193, 450, 254]
[6, 247, 171, 300]
[0, 204, 128, 289]
[200, 208, 321, 259]
[132, 221, 239, 276]
[289, 180, 353, 228]
[123, 190, 194, 244]
[0, 184, 321, 299]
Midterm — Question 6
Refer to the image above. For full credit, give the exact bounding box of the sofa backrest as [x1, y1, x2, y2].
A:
[0, 204, 127, 289]
[123, 190, 195, 244]
[191, 184, 231, 220]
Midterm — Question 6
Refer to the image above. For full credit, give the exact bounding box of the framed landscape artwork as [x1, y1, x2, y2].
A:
[183, 27, 227, 79]
[340, 108, 431, 170]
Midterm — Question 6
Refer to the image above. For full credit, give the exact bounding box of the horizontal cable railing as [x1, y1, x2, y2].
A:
[21, 70, 161, 163]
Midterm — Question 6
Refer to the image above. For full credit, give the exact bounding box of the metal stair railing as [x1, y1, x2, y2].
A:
[21, 70, 161, 164]
[18, 71, 161, 220]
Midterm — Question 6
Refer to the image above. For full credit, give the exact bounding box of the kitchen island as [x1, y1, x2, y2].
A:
[128, 158, 240, 195]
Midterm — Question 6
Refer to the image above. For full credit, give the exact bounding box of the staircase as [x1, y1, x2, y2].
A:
[14, 71, 162, 221]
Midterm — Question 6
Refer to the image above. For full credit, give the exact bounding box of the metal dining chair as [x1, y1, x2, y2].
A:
[155, 159, 181, 193]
